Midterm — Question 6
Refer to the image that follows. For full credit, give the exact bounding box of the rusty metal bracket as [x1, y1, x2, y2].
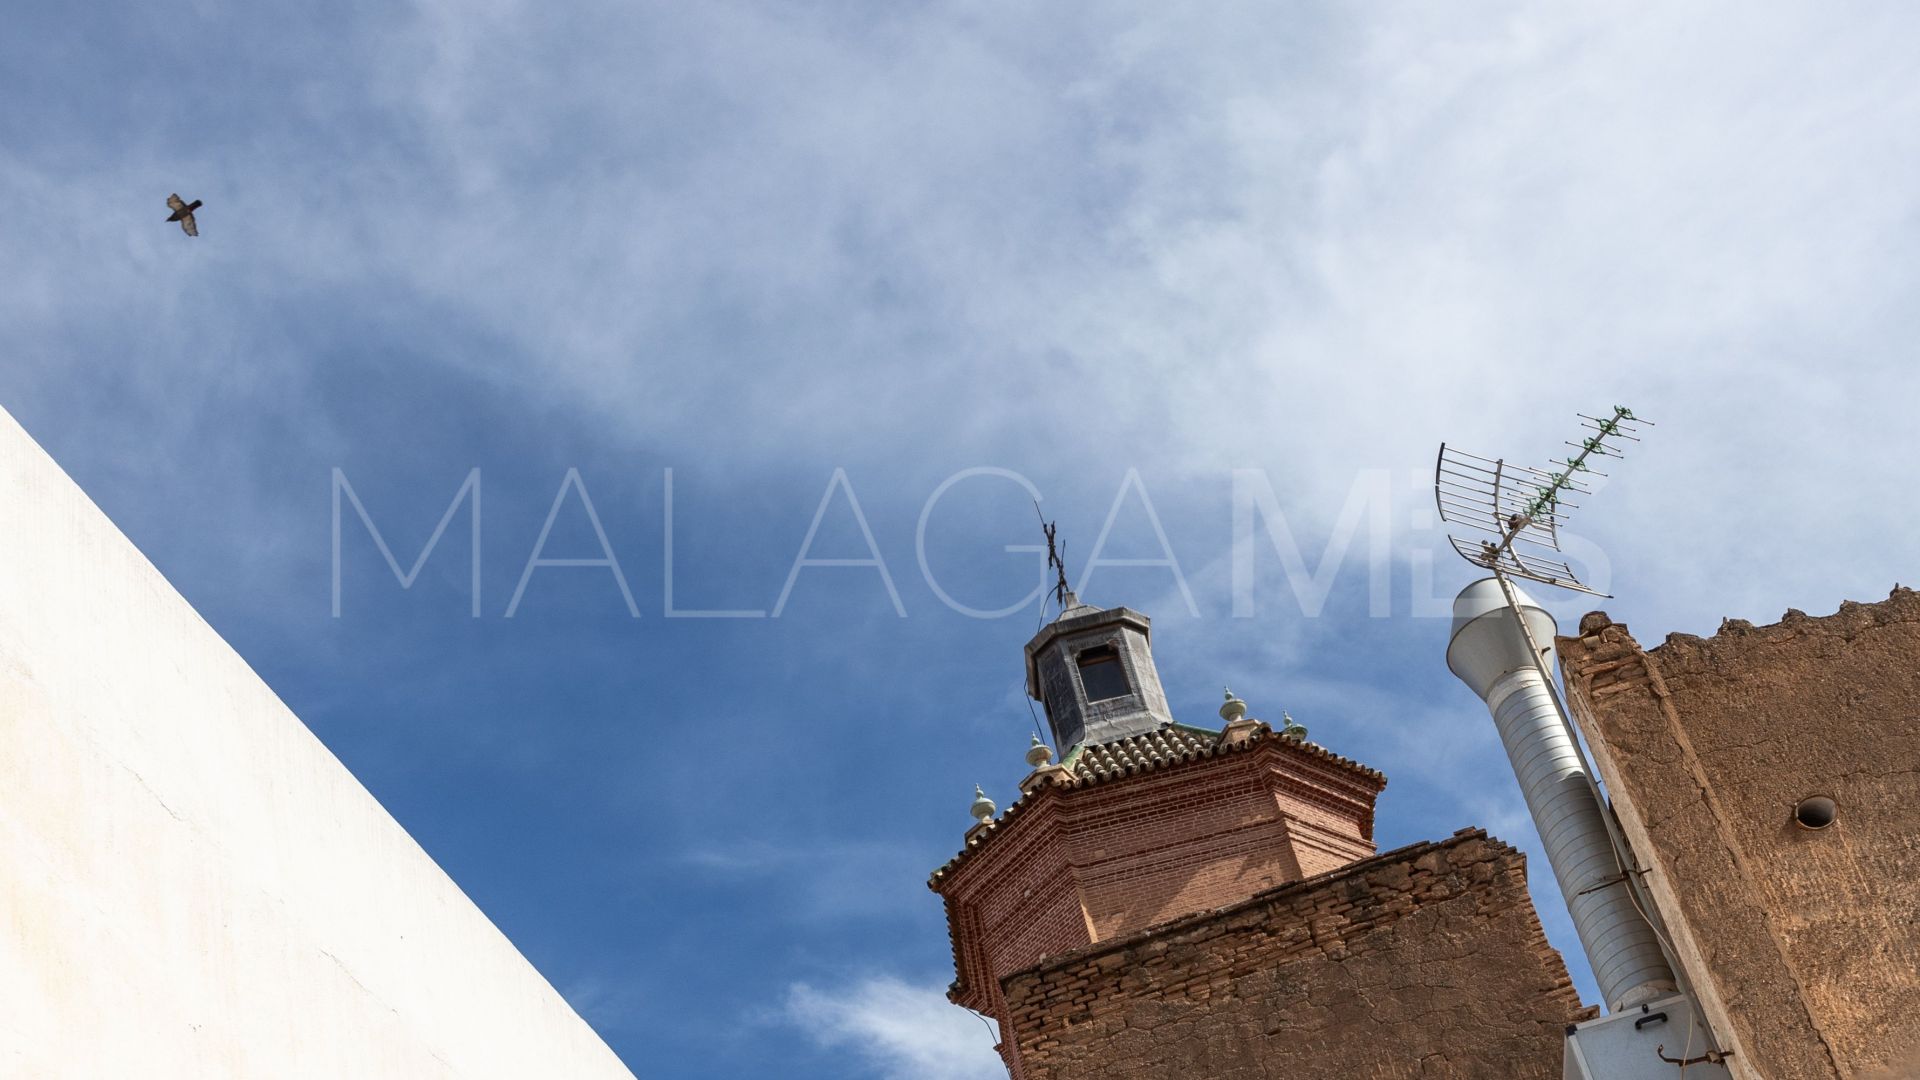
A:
[1657, 1044, 1734, 1067]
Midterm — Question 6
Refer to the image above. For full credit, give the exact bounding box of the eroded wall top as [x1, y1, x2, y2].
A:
[1561, 590, 1920, 1080]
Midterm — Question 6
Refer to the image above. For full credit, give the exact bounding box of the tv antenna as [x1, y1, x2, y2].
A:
[1434, 405, 1652, 597]
[1438, 412, 1702, 1032]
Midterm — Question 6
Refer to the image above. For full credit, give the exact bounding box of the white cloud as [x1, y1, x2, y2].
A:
[9, 0, 1920, 1041]
[185, 2, 1920, 630]
[676, 840, 937, 922]
[14, 3, 1920, 554]
[786, 976, 1004, 1080]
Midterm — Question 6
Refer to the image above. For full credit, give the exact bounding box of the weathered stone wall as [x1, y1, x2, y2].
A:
[1561, 592, 1920, 1080]
[1002, 831, 1587, 1080]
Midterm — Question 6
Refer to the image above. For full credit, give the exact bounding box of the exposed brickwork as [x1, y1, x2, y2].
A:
[1002, 831, 1588, 1080]
[1560, 589, 1920, 1080]
[930, 727, 1384, 1075]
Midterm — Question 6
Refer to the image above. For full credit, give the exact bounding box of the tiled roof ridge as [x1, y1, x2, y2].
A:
[928, 722, 1385, 887]
[1058, 721, 1218, 770]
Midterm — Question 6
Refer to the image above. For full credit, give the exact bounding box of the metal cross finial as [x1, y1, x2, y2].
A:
[1035, 504, 1072, 610]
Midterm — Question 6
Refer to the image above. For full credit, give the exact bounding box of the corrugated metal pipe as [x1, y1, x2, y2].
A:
[1447, 577, 1676, 1012]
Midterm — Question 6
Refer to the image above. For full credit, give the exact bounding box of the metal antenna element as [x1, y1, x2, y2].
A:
[1034, 502, 1072, 611]
[1435, 405, 1652, 597]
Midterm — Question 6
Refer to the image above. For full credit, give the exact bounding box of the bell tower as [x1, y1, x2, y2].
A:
[1023, 593, 1173, 753]
[934, 594, 1389, 1078]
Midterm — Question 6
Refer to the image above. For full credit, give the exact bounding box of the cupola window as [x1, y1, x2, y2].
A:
[1076, 645, 1131, 702]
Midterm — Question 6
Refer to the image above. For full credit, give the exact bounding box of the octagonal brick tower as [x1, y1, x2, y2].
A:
[934, 595, 1388, 1078]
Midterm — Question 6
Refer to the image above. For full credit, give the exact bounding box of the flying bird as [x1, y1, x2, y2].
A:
[166, 194, 202, 237]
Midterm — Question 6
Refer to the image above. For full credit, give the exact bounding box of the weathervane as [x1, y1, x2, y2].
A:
[1435, 405, 1652, 597]
[1035, 505, 1072, 611]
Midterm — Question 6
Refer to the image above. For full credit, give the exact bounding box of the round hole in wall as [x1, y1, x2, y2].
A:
[1793, 796, 1837, 831]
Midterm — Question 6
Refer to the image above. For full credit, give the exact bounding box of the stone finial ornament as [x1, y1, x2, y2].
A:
[1219, 686, 1264, 747]
[1280, 711, 1308, 739]
[1219, 686, 1248, 724]
[969, 785, 997, 825]
[1025, 734, 1054, 769]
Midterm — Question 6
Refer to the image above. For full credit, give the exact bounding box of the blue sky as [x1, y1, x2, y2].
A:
[6, 2, 1920, 1077]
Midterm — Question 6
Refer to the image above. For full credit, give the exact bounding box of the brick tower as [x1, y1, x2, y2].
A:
[929, 595, 1389, 1076]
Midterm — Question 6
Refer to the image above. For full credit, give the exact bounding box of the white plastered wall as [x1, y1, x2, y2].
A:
[0, 406, 636, 1079]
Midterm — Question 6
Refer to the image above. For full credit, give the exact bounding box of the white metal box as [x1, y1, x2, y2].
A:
[1564, 993, 1732, 1079]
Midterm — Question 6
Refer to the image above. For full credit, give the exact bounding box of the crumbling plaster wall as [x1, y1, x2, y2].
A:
[1561, 592, 1920, 1080]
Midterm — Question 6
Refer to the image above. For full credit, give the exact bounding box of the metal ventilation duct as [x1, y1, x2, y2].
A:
[1447, 578, 1675, 1011]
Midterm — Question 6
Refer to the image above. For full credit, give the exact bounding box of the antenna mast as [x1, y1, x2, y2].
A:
[1438, 406, 1709, 1027]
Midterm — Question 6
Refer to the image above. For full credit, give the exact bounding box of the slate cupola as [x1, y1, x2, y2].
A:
[1024, 592, 1173, 754]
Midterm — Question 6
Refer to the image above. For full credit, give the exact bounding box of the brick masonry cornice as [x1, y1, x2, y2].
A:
[931, 725, 1389, 1017]
[928, 725, 1385, 889]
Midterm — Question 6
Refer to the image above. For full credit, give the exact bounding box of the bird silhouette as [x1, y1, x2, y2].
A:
[166, 194, 202, 237]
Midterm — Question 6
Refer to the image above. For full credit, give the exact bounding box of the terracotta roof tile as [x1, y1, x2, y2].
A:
[1064, 724, 1214, 781]
[927, 722, 1384, 888]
